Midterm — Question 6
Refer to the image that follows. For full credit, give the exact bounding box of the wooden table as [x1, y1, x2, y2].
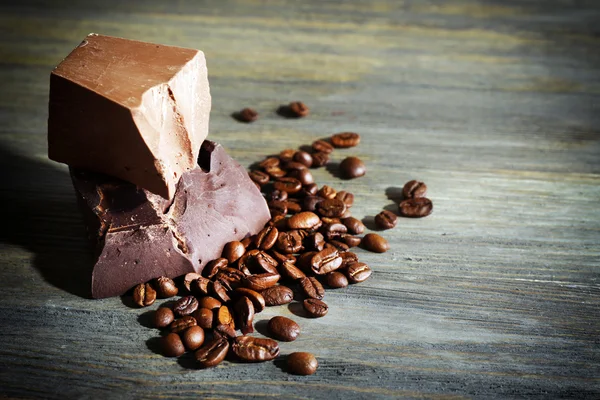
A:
[1, 1, 599, 398]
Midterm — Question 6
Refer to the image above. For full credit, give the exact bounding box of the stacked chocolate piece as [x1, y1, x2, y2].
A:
[48, 34, 270, 298]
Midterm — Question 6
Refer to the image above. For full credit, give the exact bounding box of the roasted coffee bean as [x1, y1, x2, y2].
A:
[195, 337, 229, 368]
[375, 210, 397, 230]
[342, 234, 362, 247]
[279, 261, 307, 281]
[293, 151, 313, 167]
[341, 208, 352, 218]
[267, 316, 300, 342]
[321, 217, 341, 225]
[270, 250, 296, 266]
[303, 298, 328, 318]
[341, 217, 365, 234]
[340, 251, 359, 267]
[268, 200, 288, 217]
[237, 249, 259, 273]
[279, 149, 296, 162]
[328, 240, 349, 253]
[339, 156, 366, 179]
[317, 198, 346, 218]
[325, 271, 349, 288]
[402, 180, 427, 199]
[311, 152, 330, 168]
[154, 307, 175, 328]
[170, 316, 197, 333]
[302, 196, 323, 212]
[288, 101, 309, 118]
[173, 296, 199, 317]
[249, 170, 270, 185]
[154, 276, 178, 298]
[232, 336, 280, 362]
[300, 276, 325, 299]
[261, 285, 294, 306]
[346, 262, 372, 283]
[232, 288, 266, 313]
[241, 236, 254, 249]
[238, 107, 258, 123]
[133, 283, 156, 307]
[181, 326, 205, 351]
[288, 211, 320, 230]
[222, 241, 246, 263]
[192, 307, 214, 329]
[274, 177, 302, 194]
[399, 197, 433, 218]
[301, 183, 319, 197]
[269, 189, 288, 202]
[265, 165, 287, 179]
[361, 233, 389, 253]
[254, 226, 278, 250]
[191, 276, 211, 296]
[214, 323, 237, 340]
[320, 222, 347, 241]
[317, 185, 336, 199]
[216, 305, 235, 329]
[211, 280, 231, 303]
[331, 132, 360, 148]
[312, 139, 334, 154]
[162, 333, 185, 357]
[310, 247, 343, 275]
[304, 232, 325, 251]
[276, 230, 304, 254]
[287, 352, 318, 375]
[203, 258, 228, 279]
[243, 272, 280, 291]
[255, 251, 279, 274]
[183, 272, 202, 292]
[234, 296, 255, 335]
[335, 191, 354, 207]
[197, 296, 221, 310]
[296, 251, 317, 271]
[259, 157, 280, 169]
[285, 199, 303, 214]
[283, 160, 309, 172]
[287, 168, 314, 186]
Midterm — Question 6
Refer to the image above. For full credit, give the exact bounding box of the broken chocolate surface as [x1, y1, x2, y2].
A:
[49, 33, 211, 199]
[72, 141, 270, 298]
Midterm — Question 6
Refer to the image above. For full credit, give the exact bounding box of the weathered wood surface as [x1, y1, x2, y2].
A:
[1, 0, 599, 398]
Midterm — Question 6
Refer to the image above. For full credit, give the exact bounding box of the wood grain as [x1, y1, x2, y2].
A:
[0, 0, 599, 398]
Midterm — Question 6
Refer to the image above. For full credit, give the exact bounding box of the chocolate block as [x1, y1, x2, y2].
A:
[72, 141, 270, 298]
[50, 33, 211, 199]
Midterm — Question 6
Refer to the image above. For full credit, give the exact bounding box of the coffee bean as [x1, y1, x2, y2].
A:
[310, 247, 343, 275]
[331, 132, 360, 148]
[181, 326, 205, 351]
[282, 160, 308, 171]
[265, 165, 286, 179]
[192, 307, 213, 329]
[279, 261, 307, 281]
[328, 240, 349, 253]
[261, 285, 294, 306]
[303, 298, 328, 318]
[312, 139, 334, 154]
[285, 199, 302, 214]
[320, 222, 347, 241]
[232, 336, 280, 362]
[321, 217, 341, 225]
[183, 272, 203, 292]
[402, 180, 427, 199]
[346, 262, 372, 283]
[203, 258, 228, 279]
[304, 232, 325, 251]
[274, 177, 302, 194]
[213, 323, 237, 340]
[232, 288, 266, 313]
[234, 296, 255, 335]
[191, 276, 211, 296]
[341, 217, 365, 234]
[242, 272, 280, 291]
[249, 170, 270, 185]
[270, 250, 296, 266]
[341, 208, 352, 218]
[287, 352, 318, 375]
[268, 200, 288, 217]
[170, 316, 197, 333]
[259, 157, 280, 169]
[155, 276, 178, 298]
[300, 277, 325, 299]
[374, 210, 397, 230]
[195, 337, 229, 368]
[317, 198, 346, 218]
[254, 226, 279, 250]
[269, 189, 288, 202]
[162, 333, 185, 357]
[288, 211, 320, 230]
[238, 107, 258, 123]
[173, 296, 199, 317]
[317, 185, 336, 199]
[301, 183, 319, 197]
[210, 280, 231, 303]
[361, 233, 389, 253]
[154, 307, 175, 328]
[254, 251, 279, 274]
[267, 316, 300, 342]
[287, 168, 314, 186]
[279, 149, 296, 162]
[240, 236, 253, 248]
[335, 191, 354, 207]
[276, 230, 304, 254]
[339, 156, 366, 179]
[133, 283, 156, 307]
[288, 101, 309, 118]
[399, 197, 433, 218]
[293, 151, 313, 167]
[340, 251, 358, 267]
[216, 305, 235, 329]
[197, 296, 221, 310]
[325, 271, 349, 288]
[302, 196, 323, 212]
[222, 241, 246, 263]
[342, 234, 362, 247]
[311, 152, 330, 168]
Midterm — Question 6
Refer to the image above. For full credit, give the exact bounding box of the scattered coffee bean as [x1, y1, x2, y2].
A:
[317, 198, 346, 218]
[342, 234, 362, 247]
[268, 200, 288, 217]
[154, 307, 175, 328]
[191, 276, 211, 296]
[181, 326, 205, 351]
[162, 332, 185, 357]
[155, 276, 178, 298]
[222, 241, 246, 263]
[399, 197, 433, 218]
[254, 251, 279, 274]
[328, 240, 349, 253]
[234, 296, 255, 335]
[335, 191, 354, 207]
[243, 272, 280, 291]
[346, 262, 372, 283]
[238, 107, 258, 123]
[402, 180, 427, 199]
[310, 248, 343, 275]
[293, 151, 313, 167]
[203, 258, 228, 279]
[302, 196, 323, 212]
[249, 170, 270, 185]
[374, 210, 397, 230]
[260, 157, 280, 169]
[183, 272, 203, 292]
[254, 226, 279, 250]
[311, 152, 330, 167]
[339, 156, 366, 179]
[317, 185, 336, 199]
[276, 230, 304, 254]
[331, 132, 360, 148]
[269, 189, 288, 202]
[340, 251, 359, 267]
[361, 233, 389, 253]
[213, 323, 237, 340]
[305, 232, 325, 252]
[211, 280, 231, 303]
[195, 337, 229, 368]
[264, 165, 286, 179]
[173, 295, 199, 317]
[232, 288, 266, 313]
[300, 276, 325, 299]
[303, 298, 328, 318]
[325, 271, 349, 288]
[320, 222, 347, 241]
[216, 305, 235, 329]
[288, 101, 309, 118]
[268, 316, 300, 342]
[288, 168, 314, 186]
[197, 296, 221, 310]
[288, 211, 320, 230]
[192, 307, 213, 329]
[341, 217, 365, 234]
[170, 316, 197, 333]
[133, 283, 156, 307]
[261, 285, 294, 306]
[232, 336, 280, 362]
[283, 160, 308, 171]
[285, 199, 303, 214]
[279, 261, 307, 281]
[312, 139, 334, 154]
[274, 177, 302, 194]
[279, 149, 296, 162]
[287, 352, 318, 375]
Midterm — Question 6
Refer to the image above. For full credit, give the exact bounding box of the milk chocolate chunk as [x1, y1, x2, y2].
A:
[49, 33, 211, 199]
[72, 141, 270, 298]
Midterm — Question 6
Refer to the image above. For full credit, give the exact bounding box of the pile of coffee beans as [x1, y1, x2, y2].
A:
[131, 105, 433, 375]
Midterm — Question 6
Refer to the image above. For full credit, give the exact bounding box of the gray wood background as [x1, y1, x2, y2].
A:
[1, 0, 599, 398]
